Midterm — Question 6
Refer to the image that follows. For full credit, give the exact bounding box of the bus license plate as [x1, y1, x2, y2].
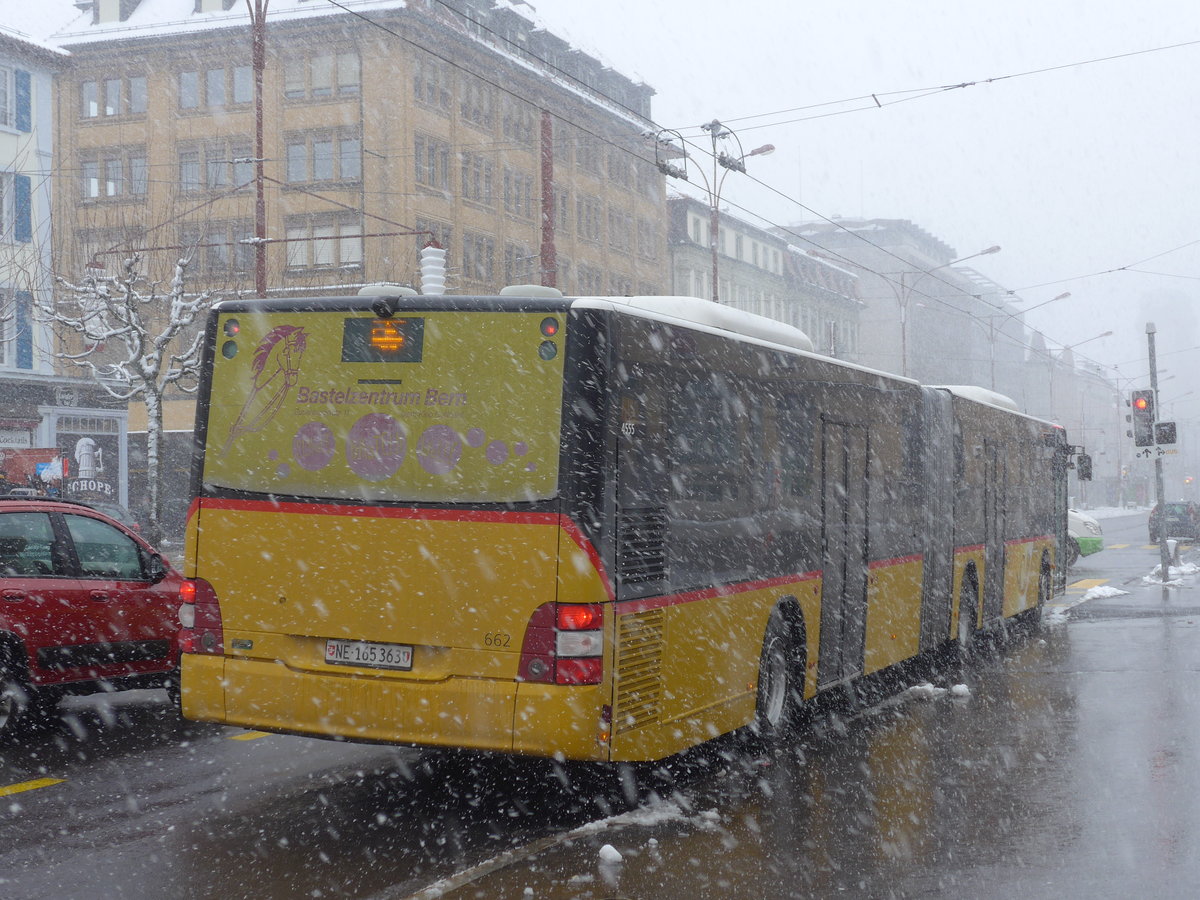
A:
[325, 638, 413, 670]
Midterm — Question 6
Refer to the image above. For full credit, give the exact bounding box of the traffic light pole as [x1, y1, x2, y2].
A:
[1148, 322, 1171, 597]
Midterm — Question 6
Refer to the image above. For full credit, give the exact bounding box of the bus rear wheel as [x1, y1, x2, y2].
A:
[755, 608, 803, 743]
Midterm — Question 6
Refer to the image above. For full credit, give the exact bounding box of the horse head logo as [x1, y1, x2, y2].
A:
[222, 325, 308, 455]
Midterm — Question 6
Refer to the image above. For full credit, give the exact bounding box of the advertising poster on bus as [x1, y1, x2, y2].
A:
[202, 310, 566, 504]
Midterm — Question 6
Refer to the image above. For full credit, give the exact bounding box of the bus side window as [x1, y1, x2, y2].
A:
[672, 373, 742, 505]
[777, 394, 814, 503]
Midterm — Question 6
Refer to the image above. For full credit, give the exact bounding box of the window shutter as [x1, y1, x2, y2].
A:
[15, 290, 32, 369]
[13, 174, 31, 243]
[15, 70, 30, 133]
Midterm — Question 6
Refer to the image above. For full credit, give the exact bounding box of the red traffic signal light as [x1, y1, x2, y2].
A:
[1130, 389, 1155, 447]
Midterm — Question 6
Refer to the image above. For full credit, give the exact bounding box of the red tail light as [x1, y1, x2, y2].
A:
[178, 577, 224, 655]
[518, 602, 604, 685]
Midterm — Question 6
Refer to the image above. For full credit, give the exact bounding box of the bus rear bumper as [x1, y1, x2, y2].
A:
[182, 654, 609, 759]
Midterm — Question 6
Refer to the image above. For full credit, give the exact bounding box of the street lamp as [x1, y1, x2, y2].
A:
[655, 122, 774, 303]
[891, 244, 1000, 377]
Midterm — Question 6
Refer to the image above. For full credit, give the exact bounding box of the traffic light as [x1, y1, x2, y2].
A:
[1131, 389, 1155, 447]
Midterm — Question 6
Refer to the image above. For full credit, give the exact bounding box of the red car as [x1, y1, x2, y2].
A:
[0, 496, 182, 737]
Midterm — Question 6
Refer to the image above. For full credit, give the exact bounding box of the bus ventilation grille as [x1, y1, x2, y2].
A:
[617, 507, 668, 585]
[614, 608, 665, 734]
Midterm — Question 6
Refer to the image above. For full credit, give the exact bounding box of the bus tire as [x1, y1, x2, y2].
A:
[755, 607, 804, 743]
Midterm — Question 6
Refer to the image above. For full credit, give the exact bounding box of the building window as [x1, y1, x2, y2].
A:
[413, 53, 451, 113]
[607, 149, 632, 189]
[576, 195, 602, 243]
[206, 68, 225, 109]
[577, 263, 603, 295]
[414, 134, 451, 191]
[637, 217, 658, 260]
[554, 124, 574, 169]
[80, 148, 148, 202]
[179, 65, 253, 111]
[461, 231, 495, 283]
[284, 51, 360, 101]
[576, 137, 601, 177]
[284, 214, 362, 270]
[0, 173, 13, 239]
[609, 273, 632, 296]
[460, 77, 494, 130]
[104, 78, 121, 116]
[233, 66, 252, 104]
[502, 99, 534, 143]
[179, 140, 252, 193]
[180, 220, 256, 275]
[607, 208, 632, 252]
[556, 189, 570, 235]
[83, 74, 146, 118]
[503, 168, 533, 219]
[460, 151, 494, 206]
[504, 242, 534, 284]
[0, 67, 11, 127]
[284, 130, 362, 185]
[179, 71, 200, 110]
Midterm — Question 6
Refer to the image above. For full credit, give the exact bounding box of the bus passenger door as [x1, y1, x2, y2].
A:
[982, 441, 1007, 622]
[818, 421, 869, 687]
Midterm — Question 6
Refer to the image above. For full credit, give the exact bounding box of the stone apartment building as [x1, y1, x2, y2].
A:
[667, 195, 861, 361]
[793, 218, 1022, 393]
[53, 0, 667, 295]
[44, 0, 668, 536]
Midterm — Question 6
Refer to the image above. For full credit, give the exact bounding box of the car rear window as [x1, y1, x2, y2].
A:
[0, 513, 58, 577]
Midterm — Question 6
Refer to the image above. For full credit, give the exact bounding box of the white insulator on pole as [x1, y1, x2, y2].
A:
[420, 244, 446, 295]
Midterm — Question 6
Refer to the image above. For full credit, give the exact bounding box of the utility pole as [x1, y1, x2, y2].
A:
[249, 0, 269, 298]
[539, 110, 556, 288]
[1148, 321, 1171, 598]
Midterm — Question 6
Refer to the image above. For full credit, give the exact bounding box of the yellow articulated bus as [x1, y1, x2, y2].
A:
[179, 290, 1074, 762]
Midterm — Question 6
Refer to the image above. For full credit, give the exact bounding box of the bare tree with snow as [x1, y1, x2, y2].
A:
[40, 254, 215, 547]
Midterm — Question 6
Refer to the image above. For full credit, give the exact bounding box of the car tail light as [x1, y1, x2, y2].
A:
[178, 577, 223, 655]
[517, 602, 604, 685]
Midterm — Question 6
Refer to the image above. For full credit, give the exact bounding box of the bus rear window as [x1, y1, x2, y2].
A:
[202, 310, 565, 504]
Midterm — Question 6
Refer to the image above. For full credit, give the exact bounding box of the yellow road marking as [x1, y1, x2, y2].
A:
[229, 730, 272, 741]
[1067, 578, 1109, 592]
[0, 778, 65, 797]
[1107, 543, 1130, 549]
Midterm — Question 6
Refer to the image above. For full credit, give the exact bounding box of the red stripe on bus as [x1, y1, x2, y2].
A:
[194, 497, 615, 600]
[615, 571, 821, 616]
[867, 553, 923, 570]
[956, 544, 985, 554]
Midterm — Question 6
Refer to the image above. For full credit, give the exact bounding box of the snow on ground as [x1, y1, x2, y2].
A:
[1082, 585, 1130, 601]
[1146, 561, 1200, 585]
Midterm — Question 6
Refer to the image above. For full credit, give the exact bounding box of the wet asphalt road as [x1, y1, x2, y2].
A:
[1, 510, 1196, 899]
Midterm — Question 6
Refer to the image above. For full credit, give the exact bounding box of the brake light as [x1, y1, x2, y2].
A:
[557, 603, 602, 631]
[178, 577, 224, 655]
[517, 602, 604, 685]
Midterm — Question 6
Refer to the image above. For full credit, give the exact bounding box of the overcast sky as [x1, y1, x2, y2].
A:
[537, 0, 1200, 407]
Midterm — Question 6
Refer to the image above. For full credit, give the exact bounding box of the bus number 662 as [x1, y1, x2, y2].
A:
[484, 631, 511, 647]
